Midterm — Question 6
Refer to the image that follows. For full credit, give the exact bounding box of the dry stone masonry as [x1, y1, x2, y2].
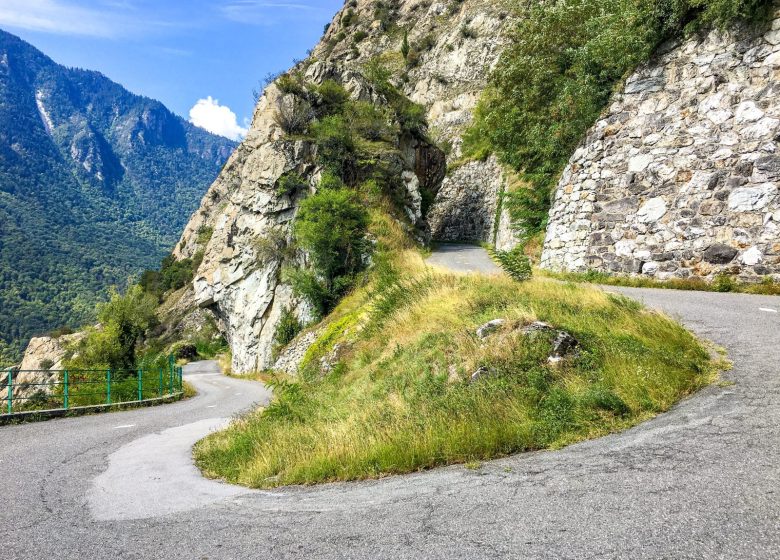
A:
[542, 13, 780, 281]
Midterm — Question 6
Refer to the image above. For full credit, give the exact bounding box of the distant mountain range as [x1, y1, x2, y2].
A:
[0, 29, 236, 364]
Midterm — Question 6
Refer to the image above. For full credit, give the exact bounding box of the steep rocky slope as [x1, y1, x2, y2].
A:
[0, 29, 235, 364]
[171, 0, 519, 373]
[541, 11, 780, 281]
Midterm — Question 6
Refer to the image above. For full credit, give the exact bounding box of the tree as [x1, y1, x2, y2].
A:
[288, 186, 369, 316]
[401, 29, 410, 60]
[66, 285, 158, 372]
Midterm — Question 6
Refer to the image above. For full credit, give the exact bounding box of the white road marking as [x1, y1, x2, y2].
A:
[113, 424, 136, 429]
[206, 405, 217, 408]
[759, 308, 778, 313]
[235, 393, 243, 396]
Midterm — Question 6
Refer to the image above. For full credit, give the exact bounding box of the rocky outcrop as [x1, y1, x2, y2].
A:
[542, 13, 780, 281]
[272, 330, 321, 375]
[172, 0, 519, 373]
[0, 332, 84, 406]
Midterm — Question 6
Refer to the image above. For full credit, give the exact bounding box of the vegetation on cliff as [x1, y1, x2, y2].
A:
[464, 0, 774, 240]
[195, 215, 715, 488]
[270, 67, 433, 317]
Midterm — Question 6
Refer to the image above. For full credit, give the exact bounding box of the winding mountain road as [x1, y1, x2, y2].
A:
[3, 246, 779, 559]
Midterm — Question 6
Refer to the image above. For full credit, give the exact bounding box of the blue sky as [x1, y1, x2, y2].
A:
[0, 0, 343, 139]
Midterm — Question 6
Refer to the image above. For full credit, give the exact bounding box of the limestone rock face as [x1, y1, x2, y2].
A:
[172, 0, 519, 373]
[542, 11, 780, 282]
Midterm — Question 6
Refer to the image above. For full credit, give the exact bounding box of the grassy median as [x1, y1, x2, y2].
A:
[194, 232, 716, 488]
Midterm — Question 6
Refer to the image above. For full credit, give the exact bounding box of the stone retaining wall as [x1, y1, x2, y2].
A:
[541, 14, 780, 281]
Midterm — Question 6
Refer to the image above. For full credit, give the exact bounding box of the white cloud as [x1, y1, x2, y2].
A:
[0, 0, 116, 37]
[220, 1, 325, 25]
[189, 96, 247, 141]
[0, 0, 172, 38]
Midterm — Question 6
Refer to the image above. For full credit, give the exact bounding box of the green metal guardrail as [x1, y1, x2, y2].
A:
[1, 355, 183, 415]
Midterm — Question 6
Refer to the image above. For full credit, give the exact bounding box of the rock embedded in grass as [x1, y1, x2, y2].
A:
[476, 319, 506, 339]
[550, 331, 578, 361]
[469, 366, 491, 383]
[519, 321, 579, 364]
[520, 321, 553, 334]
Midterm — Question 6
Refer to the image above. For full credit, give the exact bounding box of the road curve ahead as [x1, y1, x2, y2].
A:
[3, 269, 780, 558]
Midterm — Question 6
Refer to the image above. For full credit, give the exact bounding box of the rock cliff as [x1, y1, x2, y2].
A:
[172, 0, 519, 373]
[542, 12, 780, 281]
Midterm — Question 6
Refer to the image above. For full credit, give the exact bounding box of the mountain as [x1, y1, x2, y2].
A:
[0, 29, 236, 364]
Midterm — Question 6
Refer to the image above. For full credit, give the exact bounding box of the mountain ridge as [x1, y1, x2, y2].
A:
[0, 28, 236, 364]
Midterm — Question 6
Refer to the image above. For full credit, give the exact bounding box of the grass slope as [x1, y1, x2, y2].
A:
[195, 217, 715, 488]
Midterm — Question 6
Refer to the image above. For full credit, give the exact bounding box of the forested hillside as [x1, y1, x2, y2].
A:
[0, 29, 236, 365]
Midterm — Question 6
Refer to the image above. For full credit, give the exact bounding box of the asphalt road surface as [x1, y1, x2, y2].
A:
[3, 249, 779, 559]
[427, 243, 503, 274]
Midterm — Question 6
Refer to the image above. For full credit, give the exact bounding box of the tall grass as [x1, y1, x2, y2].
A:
[195, 257, 715, 488]
[542, 269, 780, 296]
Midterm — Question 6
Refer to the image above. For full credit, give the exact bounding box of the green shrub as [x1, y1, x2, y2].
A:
[295, 187, 368, 282]
[275, 307, 303, 348]
[713, 273, 735, 292]
[284, 268, 335, 319]
[48, 325, 75, 338]
[394, 98, 427, 135]
[140, 253, 197, 299]
[139, 269, 164, 299]
[460, 25, 477, 39]
[309, 80, 349, 117]
[274, 96, 314, 135]
[311, 115, 356, 180]
[401, 29, 410, 60]
[66, 285, 158, 372]
[345, 101, 393, 141]
[160, 255, 194, 291]
[374, 0, 398, 30]
[353, 30, 368, 43]
[342, 8, 356, 26]
[276, 73, 306, 97]
[276, 171, 308, 197]
[288, 187, 369, 316]
[191, 249, 205, 272]
[196, 226, 214, 246]
[490, 245, 533, 282]
[39, 358, 54, 371]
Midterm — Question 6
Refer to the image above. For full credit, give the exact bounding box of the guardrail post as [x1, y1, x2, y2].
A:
[178, 366, 183, 392]
[169, 364, 173, 396]
[106, 369, 111, 405]
[158, 368, 163, 398]
[63, 370, 69, 410]
[6, 369, 12, 414]
[137, 369, 143, 402]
